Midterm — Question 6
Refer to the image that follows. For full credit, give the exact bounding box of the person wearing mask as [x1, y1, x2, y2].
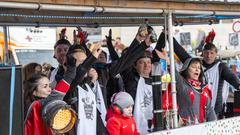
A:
[106, 92, 139, 135]
[155, 49, 217, 126]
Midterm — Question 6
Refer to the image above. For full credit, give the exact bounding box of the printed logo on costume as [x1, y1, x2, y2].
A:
[82, 97, 94, 120]
[141, 89, 152, 108]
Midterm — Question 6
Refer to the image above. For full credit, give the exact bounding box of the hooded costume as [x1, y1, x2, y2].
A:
[175, 58, 217, 125]
[156, 32, 240, 116]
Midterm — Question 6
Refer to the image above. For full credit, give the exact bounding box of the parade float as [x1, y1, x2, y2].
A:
[1, 0, 240, 135]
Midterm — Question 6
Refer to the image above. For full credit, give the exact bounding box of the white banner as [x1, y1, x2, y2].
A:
[8, 27, 56, 48]
[149, 116, 240, 135]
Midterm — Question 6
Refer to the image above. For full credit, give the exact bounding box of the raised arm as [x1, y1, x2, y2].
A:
[108, 35, 152, 77]
[106, 29, 120, 61]
[152, 32, 191, 63]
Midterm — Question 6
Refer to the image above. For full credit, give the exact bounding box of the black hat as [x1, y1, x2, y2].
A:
[137, 50, 152, 61]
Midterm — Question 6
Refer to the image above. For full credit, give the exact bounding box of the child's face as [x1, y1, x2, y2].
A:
[122, 105, 133, 117]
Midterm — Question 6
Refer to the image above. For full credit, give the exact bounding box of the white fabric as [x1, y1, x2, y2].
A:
[92, 81, 107, 126]
[203, 62, 220, 107]
[49, 67, 58, 83]
[77, 84, 97, 135]
[134, 77, 153, 135]
[222, 81, 230, 104]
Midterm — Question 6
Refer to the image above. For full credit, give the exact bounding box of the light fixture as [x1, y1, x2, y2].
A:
[174, 21, 178, 26]
[41, 100, 76, 134]
[178, 21, 184, 26]
[174, 21, 183, 26]
[208, 20, 214, 25]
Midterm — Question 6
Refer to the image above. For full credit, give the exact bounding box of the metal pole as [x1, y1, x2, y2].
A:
[3, 26, 9, 65]
[152, 62, 164, 131]
[168, 10, 178, 128]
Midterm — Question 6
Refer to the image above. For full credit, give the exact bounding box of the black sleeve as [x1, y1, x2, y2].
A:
[173, 37, 191, 63]
[70, 54, 97, 89]
[151, 32, 191, 63]
[152, 32, 165, 62]
[106, 36, 119, 61]
[107, 40, 148, 77]
[81, 41, 91, 57]
[63, 55, 97, 107]
[126, 38, 141, 53]
[220, 62, 240, 90]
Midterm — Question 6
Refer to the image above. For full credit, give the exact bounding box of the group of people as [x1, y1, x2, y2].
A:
[22, 26, 240, 135]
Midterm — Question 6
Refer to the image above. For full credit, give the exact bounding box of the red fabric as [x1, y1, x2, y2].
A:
[162, 90, 172, 110]
[233, 108, 240, 113]
[188, 79, 201, 88]
[24, 78, 70, 135]
[106, 110, 139, 135]
[205, 30, 216, 44]
[199, 86, 212, 123]
[189, 90, 195, 105]
[54, 80, 70, 93]
[24, 101, 52, 135]
[106, 107, 115, 121]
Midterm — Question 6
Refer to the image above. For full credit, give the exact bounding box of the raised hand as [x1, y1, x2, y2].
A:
[105, 29, 112, 41]
[155, 49, 170, 63]
[66, 54, 77, 67]
[91, 43, 102, 58]
[136, 24, 148, 42]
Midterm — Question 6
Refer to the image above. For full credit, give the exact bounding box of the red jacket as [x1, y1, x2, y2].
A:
[24, 79, 70, 135]
[106, 110, 139, 135]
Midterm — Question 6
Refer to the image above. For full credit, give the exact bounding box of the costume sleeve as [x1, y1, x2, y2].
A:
[54, 79, 71, 93]
[126, 38, 141, 53]
[173, 37, 191, 63]
[81, 40, 91, 56]
[220, 62, 240, 90]
[152, 32, 166, 62]
[106, 35, 119, 61]
[106, 117, 121, 135]
[70, 54, 97, 88]
[151, 32, 191, 63]
[175, 68, 185, 92]
[108, 41, 148, 77]
[64, 54, 97, 104]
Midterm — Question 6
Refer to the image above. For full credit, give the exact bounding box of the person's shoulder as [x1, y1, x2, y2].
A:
[107, 115, 122, 125]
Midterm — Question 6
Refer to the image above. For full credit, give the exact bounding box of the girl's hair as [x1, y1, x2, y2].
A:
[180, 58, 204, 83]
[23, 62, 42, 81]
[23, 73, 48, 116]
